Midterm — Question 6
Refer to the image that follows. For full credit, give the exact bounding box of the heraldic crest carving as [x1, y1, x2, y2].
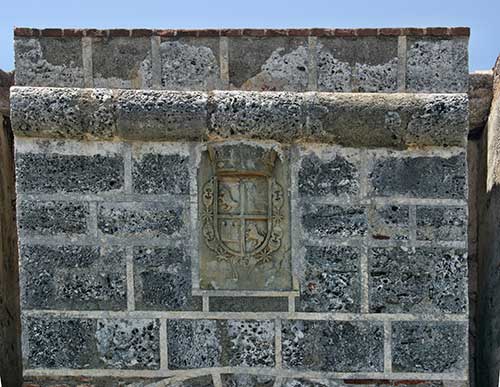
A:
[198, 142, 292, 291]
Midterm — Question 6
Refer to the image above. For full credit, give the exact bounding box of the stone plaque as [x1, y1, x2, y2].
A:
[198, 142, 292, 290]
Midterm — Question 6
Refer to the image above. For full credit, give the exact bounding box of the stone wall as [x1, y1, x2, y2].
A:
[10, 27, 470, 387]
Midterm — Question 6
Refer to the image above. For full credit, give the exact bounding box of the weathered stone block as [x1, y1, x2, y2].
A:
[18, 201, 89, 235]
[209, 297, 288, 312]
[21, 245, 126, 310]
[133, 247, 201, 311]
[226, 320, 275, 367]
[369, 204, 409, 241]
[95, 319, 160, 369]
[302, 203, 367, 239]
[369, 152, 466, 199]
[392, 322, 467, 373]
[167, 319, 222, 369]
[228, 36, 308, 91]
[23, 317, 97, 368]
[97, 202, 184, 238]
[316, 37, 398, 92]
[222, 374, 274, 387]
[115, 90, 207, 141]
[16, 153, 124, 194]
[160, 37, 223, 90]
[369, 247, 467, 313]
[298, 245, 361, 312]
[15, 37, 84, 87]
[282, 320, 384, 372]
[174, 376, 215, 387]
[416, 206, 467, 241]
[92, 37, 152, 88]
[133, 153, 189, 195]
[298, 150, 360, 198]
[406, 37, 468, 93]
[209, 91, 306, 142]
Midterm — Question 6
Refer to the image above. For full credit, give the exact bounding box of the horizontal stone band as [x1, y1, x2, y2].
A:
[10, 87, 468, 147]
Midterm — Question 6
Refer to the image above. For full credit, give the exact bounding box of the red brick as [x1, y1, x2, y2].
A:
[175, 29, 199, 37]
[356, 28, 378, 37]
[41, 28, 63, 37]
[333, 28, 357, 37]
[449, 27, 470, 36]
[197, 29, 221, 37]
[242, 29, 267, 37]
[155, 29, 177, 37]
[14, 27, 35, 37]
[109, 29, 131, 37]
[265, 28, 290, 36]
[425, 27, 448, 36]
[310, 28, 334, 36]
[63, 29, 85, 37]
[402, 27, 426, 36]
[85, 29, 108, 37]
[130, 29, 153, 37]
[220, 29, 243, 37]
[378, 27, 403, 36]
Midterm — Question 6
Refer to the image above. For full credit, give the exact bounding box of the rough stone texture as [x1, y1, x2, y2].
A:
[18, 200, 89, 236]
[406, 37, 468, 93]
[0, 69, 14, 115]
[316, 37, 398, 92]
[97, 202, 184, 238]
[369, 204, 409, 241]
[92, 37, 152, 88]
[282, 320, 384, 372]
[228, 36, 308, 91]
[133, 247, 201, 311]
[209, 297, 288, 312]
[392, 322, 467, 373]
[16, 153, 124, 194]
[416, 206, 467, 241]
[468, 71, 493, 132]
[15, 37, 84, 87]
[160, 37, 223, 90]
[302, 204, 367, 239]
[222, 374, 274, 387]
[298, 245, 360, 312]
[20, 245, 126, 310]
[369, 152, 467, 199]
[369, 247, 467, 314]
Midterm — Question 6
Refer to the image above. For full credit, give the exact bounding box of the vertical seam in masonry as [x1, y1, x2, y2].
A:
[203, 295, 209, 312]
[384, 320, 392, 373]
[409, 205, 417, 245]
[160, 318, 168, 370]
[275, 318, 282, 369]
[397, 35, 407, 92]
[212, 372, 223, 387]
[151, 36, 162, 89]
[307, 36, 318, 91]
[126, 246, 135, 311]
[124, 143, 133, 194]
[82, 37, 93, 88]
[219, 36, 230, 88]
[359, 150, 370, 313]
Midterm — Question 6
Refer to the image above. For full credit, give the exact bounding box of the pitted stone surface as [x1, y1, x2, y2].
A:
[133, 153, 189, 195]
[21, 245, 126, 310]
[15, 37, 84, 87]
[160, 38, 222, 90]
[228, 36, 309, 91]
[95, 319, 160, 369]
[282, 320, 384, 372]
[406, 37, 468, 93]
[369, 153, 466, 199]
[302, 204, 367, 239]
[115, 89, 207, 141]
[209, 297, 288, 312]
[416, 206, 467, 241]
[92, 37, 152, 89]
[97, 202, 184, 237]
[226, 320, 275, 367]
[368, 204, 409, 241]
[167, 319, 222, 369]
[222, 374, 274, 387]
[16, 153, 124, 194]
[298, 245, 361, 312]
[18, 200, 89, 235]
[369, 247, 467, 314]
[209, 91, 306, 142]
[133, 247, 201, 311]
[392, 322, 467, 373]
[24, 317, 97, 368]
[298, 152, 360, 197]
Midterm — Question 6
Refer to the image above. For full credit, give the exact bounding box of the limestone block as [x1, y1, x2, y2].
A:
[468, 71, 493, 131]
[416, 206, 467, 241]
[369, 247, 467, 314]
[368, 204, 409, 241]
[222, 374, 274, 387]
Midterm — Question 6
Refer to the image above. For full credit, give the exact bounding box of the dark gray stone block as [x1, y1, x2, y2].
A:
[209, 297, 288, 312]
[298, 152, 359, 197]
[133, 153, 189, 195]
[95, 319, 160, 369]
[369, 204, 409, 241]
[316, 37, 398, 92]
[97, 202, 184, 237]
[167, 319, 222, 369]
[133, 247, 201, 311]
[282, 320, 384, 372]
[369, 247, 467, 313]
[23, 317, 97, 369]
[177, 376, 215, 387]
[302, 204, 367, 239]
[92, 37, 152, 88]
[228, 36, 308, 91]
[225, 320, 275, 367]
[369, 153, 466, 199]
[298, 245, 360, 312]
[406, 37, 468, 93]
[18, 200, 89, 235]
[416, 206, 467, 241]
[21, 245, 126, 310]
[16, 153, 124, 194]
[392, 322, 467, 372]
[222, 374, 275, 387]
